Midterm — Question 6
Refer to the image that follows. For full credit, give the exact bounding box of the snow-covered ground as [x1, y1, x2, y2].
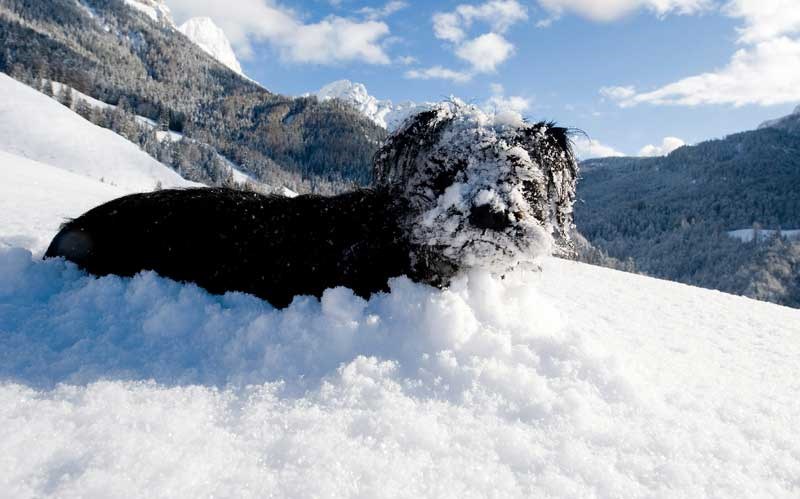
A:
[0, 151, 125, 253]
[1, 239, 798, 497]
[49, 81, 112, 111]
[0, 74, 194, 192]
[728, 228, 800, 243]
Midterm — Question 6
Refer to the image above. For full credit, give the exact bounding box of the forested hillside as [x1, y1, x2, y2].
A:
[0, 0, 385, 193]
[576, 125, 800, 308]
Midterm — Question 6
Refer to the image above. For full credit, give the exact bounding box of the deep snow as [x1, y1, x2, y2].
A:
[1, 244, 798, 498]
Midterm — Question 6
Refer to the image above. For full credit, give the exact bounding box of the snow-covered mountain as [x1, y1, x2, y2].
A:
[0, 73, 198, 251]
[178, 17, 244, 75]
[123, 0, 173, 25]
[315, 80, 429, 130]
[4, 1, 386, 192]
[122, 2, 245, 77]
[757, 104, 800, 132]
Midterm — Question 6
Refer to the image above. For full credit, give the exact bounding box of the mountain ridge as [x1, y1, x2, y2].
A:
[314, 79, 430, 131]
[757, 104, 800, 132]
[178, 16, 243, 75]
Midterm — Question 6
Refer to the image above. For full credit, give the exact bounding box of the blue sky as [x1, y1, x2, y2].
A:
[165, 0, 800, 157]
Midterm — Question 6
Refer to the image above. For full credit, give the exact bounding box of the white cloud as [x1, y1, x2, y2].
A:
[598, 0, 800, 108]
[724, 0, 800, 43]
[456, 0, 530, 33]
[165, 0, 392, 64]
[535, 0, 798, 39]
[433, 12, 467, 43]
[638, 136, 686, 156]
[434, 0, 529, 43]
[484, 83, 532, 113]
[358, 1, 409, 21]
[404, 66, 473, 83]
[536, 0, 711, 23]
[600, 85, 636, 101]
[396, 55, 418, 65]
[603, 37, 800, 107]
[430, 1, 527, 74]
[572, 136, 625, 159]
[455, 33, 515, 72]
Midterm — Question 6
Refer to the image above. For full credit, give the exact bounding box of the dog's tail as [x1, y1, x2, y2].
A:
[44, 221, 95, 268]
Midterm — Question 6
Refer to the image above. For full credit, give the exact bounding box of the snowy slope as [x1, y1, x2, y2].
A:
[0, 73, 195, 192]
[1, 241, 798, 496]
[315, 80, 429, 130]
[728, 228, 800, 242]
[123, 0, 173, 25]
[758, 104, 800, 130]
[178, 17, 243, 75]
[0, 151, 125, 253]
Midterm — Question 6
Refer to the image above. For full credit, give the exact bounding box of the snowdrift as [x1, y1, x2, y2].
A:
[1, 246, 798, 498]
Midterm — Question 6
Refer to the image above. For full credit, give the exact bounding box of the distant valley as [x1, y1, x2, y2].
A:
[575, 115, 800, 308]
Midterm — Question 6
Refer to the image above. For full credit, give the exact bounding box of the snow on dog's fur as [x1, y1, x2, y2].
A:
[375, 102, 577, 284]
[45, 101, 578, 307]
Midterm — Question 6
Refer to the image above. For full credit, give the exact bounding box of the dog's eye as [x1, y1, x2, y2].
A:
[430, 170, 454, 194]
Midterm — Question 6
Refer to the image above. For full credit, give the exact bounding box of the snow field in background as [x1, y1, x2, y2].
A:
[0, 73, 195, 192]
[1, 247, 799, 498]
[0, 151, 125, 253]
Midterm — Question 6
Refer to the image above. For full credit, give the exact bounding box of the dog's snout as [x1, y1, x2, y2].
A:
[469, 204, 512, 231]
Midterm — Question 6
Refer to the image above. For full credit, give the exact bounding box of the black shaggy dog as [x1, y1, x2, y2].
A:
[45, 103, 578, 308]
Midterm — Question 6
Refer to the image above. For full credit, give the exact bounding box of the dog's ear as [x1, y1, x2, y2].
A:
[546, 125, 571, 156]
[528, 121, 574, 159]
[373, 109, 454, 189]
[527, 122, 579, 252]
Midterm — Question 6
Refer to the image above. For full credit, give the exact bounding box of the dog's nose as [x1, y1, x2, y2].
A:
[469, 204, 512, 231]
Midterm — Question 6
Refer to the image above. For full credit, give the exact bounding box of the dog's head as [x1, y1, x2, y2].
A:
[374, 101, 578, 279]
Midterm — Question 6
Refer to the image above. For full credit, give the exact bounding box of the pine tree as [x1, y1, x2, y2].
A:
[158, 108, 170, 132]
[57, 84, 73, 109]
[41, 79, 54, 98]
[75, 99, 92, 120]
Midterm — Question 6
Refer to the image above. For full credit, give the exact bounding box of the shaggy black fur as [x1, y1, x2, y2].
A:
[45, 188, 412, 308]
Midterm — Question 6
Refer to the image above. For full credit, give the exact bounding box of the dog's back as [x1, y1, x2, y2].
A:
[45, 188, 410, 307]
